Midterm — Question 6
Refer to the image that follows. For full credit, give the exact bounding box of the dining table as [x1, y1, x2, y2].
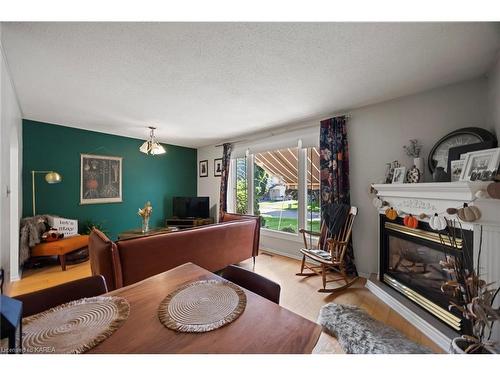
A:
[88, 262, 322, 354]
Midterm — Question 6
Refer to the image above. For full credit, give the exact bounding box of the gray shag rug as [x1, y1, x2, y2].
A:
[317, 303, 432, 354]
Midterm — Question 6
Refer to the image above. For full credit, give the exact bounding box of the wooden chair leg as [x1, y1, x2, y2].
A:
[296, 255, 317, 276]
[321, 264, 326, 289]
[59, 254, 67, 271]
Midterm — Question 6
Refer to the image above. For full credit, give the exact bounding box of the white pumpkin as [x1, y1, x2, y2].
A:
[429, 213, 447, 231]
[372, 197, 383, 209]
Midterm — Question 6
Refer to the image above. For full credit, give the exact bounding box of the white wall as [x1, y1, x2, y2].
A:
[0, 23, 23, 283]
[198, 77, 491, 277]
[197, 145, 223, 221]
[487, 53, 500, 138]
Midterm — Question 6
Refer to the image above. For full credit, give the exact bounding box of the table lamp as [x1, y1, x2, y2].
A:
[31, 170, 62, 216]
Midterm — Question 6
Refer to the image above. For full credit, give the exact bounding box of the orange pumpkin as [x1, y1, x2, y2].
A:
[403, 214, 418, 229]
[385, 207, 398, 221]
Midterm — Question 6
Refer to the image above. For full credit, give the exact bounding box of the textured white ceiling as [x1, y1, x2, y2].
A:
[2, 22, 499, 148]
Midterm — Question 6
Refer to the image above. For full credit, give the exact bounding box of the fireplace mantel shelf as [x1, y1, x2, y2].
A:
[372, 181, 500, 228]
[372, 181, 492, 201]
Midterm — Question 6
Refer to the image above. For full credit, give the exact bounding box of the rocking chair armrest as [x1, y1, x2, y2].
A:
[326, 238, 348, 245]
[299, 229, 321, 237]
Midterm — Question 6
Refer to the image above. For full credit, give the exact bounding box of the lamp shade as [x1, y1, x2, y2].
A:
[140, 127, 166, 155]
[45, 171, 62, 184]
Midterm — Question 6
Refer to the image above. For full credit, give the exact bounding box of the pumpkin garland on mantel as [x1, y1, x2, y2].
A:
[371, 183, 492, 225]
[384, 207, 398, 221]
[403, 214, 418, 229]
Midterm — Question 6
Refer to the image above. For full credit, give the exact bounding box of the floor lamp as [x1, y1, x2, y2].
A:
[31, 170, 62, 216]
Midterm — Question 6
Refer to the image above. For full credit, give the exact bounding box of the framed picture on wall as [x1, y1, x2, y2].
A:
[80, 154, 123, 204]
[214, 158, 223, 177]
[199, 160, 208, 177]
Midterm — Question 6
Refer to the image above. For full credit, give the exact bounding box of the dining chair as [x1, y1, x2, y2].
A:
[14, 275, 108, 317]
[296, 206, 359, 293]
[221, 264, 281, 304]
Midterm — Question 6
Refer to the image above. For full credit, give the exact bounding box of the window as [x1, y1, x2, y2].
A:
[228, 137, 320, 239]
[235, 157, 248, 214]
[254, 148, 299, 234]
[306, 147, 321, 233]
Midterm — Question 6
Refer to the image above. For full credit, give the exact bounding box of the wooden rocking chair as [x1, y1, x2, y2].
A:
[296, 206, 358, 293]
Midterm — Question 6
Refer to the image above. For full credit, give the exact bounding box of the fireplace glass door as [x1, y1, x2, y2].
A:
[387, 235, 450, 308]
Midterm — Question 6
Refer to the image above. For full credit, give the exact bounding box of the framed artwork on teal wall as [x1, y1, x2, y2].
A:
[80, 154, 123, 204]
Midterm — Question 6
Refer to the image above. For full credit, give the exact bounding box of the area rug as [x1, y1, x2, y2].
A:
[317, 303, 432, 354]
[22, 296, 130, 354]
[158, 280, 246, 333]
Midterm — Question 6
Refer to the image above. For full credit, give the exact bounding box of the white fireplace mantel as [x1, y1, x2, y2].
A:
[372, 181, 499, 228]
[368, 181, 500, 352]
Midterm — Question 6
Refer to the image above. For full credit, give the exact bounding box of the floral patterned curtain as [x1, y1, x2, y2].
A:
[320, 116, 357, 276]
[219, 143, 233, 220]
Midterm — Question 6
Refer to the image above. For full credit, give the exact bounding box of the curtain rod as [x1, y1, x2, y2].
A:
[215, 112, 351, 147]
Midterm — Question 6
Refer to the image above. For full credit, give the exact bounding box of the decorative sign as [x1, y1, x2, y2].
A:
[48, 217, 78, 237]
[397, 199, 437, 212]
[80, 154, 122, 205]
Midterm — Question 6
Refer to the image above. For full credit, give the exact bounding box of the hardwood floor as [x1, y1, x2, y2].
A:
[6, 251, 441, 353]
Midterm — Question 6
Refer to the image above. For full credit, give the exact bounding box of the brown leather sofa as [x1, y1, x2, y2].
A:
[89, 214, 260, 291]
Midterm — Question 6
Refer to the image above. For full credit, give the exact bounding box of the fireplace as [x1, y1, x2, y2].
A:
[379, 214, 473, 332]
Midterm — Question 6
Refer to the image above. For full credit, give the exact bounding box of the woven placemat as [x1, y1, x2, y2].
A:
[22, 296, 130, 354]
[158, 280, 246, 333]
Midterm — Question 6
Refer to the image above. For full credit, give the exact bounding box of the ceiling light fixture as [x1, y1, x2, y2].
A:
[139, 126, 166, 155]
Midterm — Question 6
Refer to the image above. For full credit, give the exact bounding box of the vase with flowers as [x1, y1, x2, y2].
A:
[138, 201, 153, 233]
[438, 219, 500, 353]
[403, 139, 424, 182]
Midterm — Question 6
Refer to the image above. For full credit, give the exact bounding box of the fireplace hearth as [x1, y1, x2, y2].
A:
[379, 215, 473, 332]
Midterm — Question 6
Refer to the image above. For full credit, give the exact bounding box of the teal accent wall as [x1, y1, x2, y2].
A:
[22, 119, 197, 240]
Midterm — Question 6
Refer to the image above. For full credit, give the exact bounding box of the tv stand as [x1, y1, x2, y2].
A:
[165, 217, 214, 229]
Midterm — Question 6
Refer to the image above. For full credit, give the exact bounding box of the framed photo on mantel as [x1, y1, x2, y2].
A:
[80, 154, 123, 204]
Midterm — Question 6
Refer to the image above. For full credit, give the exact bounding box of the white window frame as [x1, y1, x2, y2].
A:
[227, 137, 319, 242]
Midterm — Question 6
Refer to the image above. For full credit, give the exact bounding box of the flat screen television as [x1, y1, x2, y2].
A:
[172, 197, 210, 219]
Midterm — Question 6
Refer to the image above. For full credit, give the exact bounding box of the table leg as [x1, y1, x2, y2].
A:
[59, 254, 67, 271]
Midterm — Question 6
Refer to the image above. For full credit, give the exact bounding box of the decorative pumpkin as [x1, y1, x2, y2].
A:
[372, 197, 383, 209]
[418, 213, 428, 220]
[446, 207, 458, 215]
[403, 214, 418, 229]
[487, 182, 500, 199]
[385, 207, 398, 221]
[429, 213, 447, 231]
[457, 203, 481, 222]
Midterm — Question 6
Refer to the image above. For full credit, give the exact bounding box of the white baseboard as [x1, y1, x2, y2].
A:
[366, 278, 452, 352]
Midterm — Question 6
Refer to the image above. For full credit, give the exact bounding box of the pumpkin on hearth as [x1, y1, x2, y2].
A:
[429, 213, 447, 231]
[457, 203, 481, 222]
[403, 214, 418, 229]
[385, 207, 398, 220]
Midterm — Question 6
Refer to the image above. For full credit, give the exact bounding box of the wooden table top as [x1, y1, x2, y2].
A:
[117, 226, 179, 240]
[88, 262, 321, 354]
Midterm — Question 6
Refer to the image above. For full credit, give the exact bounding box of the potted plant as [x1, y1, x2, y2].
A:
[439, 220, 500, 353]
